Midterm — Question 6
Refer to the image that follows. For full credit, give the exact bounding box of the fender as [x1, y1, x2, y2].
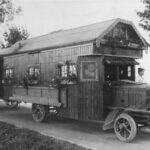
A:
[102, 109, 123, 130]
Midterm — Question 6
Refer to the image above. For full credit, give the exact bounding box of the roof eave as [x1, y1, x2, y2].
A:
[4, 40, 95, 56]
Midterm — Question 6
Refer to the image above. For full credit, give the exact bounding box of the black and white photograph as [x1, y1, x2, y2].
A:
[0, 0, 150, 149]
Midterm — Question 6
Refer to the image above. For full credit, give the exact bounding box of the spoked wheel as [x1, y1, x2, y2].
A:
[114, 113, 137, 142]
[5, 101, 19, 108]
[32, 104, 49, 122]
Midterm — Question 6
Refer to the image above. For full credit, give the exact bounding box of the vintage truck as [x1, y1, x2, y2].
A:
[0, 18, 149, 142]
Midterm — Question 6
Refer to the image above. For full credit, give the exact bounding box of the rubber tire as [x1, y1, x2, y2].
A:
[114, 113, 137, 142]
[5, 101, 19, 109]
[32, 104, 49, 122]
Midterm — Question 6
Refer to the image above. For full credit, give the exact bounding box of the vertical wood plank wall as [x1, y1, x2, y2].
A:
[4, 43, 93, 86]
[77, 56, 104, 121]
[112, 85, 148, 108]
[94, 45, 143, 58]
[60, 56, 104, 121]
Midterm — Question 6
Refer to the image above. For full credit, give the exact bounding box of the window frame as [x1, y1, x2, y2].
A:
[60, 63, 77, 78]
[127, 66, 132, 77]
[61, 65, 68, 77]
[69, 64, 77, 76]
[4, 67, 14, 79]
[27, 65, 40, 85]
[105, 63, 135, 81]
[80, 61, 98, 81]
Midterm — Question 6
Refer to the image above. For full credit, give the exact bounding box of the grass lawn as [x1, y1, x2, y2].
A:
[0, 121, 91, 150]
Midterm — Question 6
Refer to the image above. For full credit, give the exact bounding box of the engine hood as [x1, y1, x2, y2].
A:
[106, 80, 150, 110]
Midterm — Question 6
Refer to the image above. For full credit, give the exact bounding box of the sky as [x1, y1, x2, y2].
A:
[3, 0, 150, 82]
[13, 0, 145, 37]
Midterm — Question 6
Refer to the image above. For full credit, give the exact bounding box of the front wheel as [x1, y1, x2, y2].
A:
[32, 104, 49, 122]
[114, 113, 137, 142]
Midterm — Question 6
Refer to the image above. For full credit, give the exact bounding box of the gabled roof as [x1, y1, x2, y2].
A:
[0, 18, 148, 55]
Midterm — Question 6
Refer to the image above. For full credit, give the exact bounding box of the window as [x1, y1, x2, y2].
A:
[5, 68, 14, 78]
[28, 65, 40, 85]
[127, 66, 131, 77]
[119, 65, 132, 80]
[55, 62, 77, 84]
[69, 64, 76, 75]
[60, 64, 77, 77]
[81, 61, 98, 81]
[3, 67, 14, 84]
[105, 64, 134, 81]
[61, 65, 67, 77]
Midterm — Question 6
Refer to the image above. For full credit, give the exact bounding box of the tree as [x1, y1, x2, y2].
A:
[137, 0, 150, 32]
[0, 0, 22, 23]
[0, 0, 29, 48]
[2, 25, 29, 48]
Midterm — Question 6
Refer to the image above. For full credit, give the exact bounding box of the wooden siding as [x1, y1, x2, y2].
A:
[78, 82, 102, 120]
[60, 85, 79, 119]
[3, 86, 13, 99]
[103, 83, 113, 117]
[94, 45, 143, 58]
[3, 43, 93, 86]
[8, 86, 60, 106]
[12, 86, 59, 99]
[59, 56, 104, 121]
[103, 84, 150, 119]
[111, 85, 148, 109]
[4, 54, 29, 85]
[77, 56, 104, 121]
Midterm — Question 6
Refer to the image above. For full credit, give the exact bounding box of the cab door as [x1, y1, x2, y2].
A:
[77, 56, 104, 121]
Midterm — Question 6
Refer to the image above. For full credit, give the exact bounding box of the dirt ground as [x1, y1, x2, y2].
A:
[0, 102, 150, 150]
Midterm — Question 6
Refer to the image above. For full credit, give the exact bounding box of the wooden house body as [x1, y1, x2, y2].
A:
[0, 18, 148, 123]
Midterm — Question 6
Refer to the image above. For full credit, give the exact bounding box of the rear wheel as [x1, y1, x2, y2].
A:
[32, 104, 49, 122]
[5, 101, 19, 108]
[114, 113, 137, 142]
